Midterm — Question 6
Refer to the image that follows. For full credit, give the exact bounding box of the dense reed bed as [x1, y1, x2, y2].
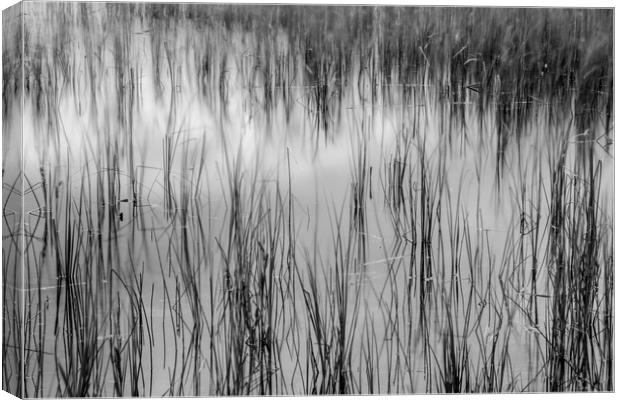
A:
[2, 3, 614, 397]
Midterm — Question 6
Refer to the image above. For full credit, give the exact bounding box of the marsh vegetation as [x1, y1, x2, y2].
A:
[2, 4, 614, 396]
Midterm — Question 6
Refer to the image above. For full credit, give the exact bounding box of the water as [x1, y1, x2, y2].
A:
[2, 3, 614, 396]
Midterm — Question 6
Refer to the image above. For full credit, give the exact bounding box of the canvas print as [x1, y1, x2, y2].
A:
[1, 2, 614, 397]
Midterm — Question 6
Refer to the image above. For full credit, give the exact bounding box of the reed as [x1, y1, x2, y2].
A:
[2, 3, 613, 396]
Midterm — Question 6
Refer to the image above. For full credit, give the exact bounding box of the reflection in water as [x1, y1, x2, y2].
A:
[2, 3, 614, 397]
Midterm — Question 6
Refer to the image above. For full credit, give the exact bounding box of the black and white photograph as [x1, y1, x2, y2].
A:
[1, 1, 615, 397]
